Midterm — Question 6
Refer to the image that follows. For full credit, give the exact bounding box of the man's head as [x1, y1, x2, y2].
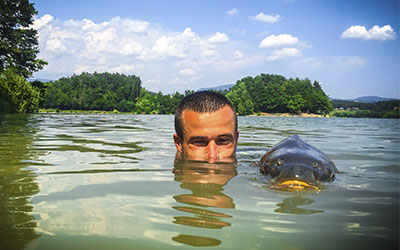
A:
[174, 91, 238, 163]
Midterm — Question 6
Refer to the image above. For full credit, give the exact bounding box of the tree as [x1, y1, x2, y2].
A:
[287, 94, 306, 114]
[226, 73, 332, 115]
[261, 82, 288, 113]
[0, 68, 39, 113]
[0, 0, 47, 77]
[30, 80, 48, 107]
[226, 82, 254, 115]
[43, 72, 142, 111]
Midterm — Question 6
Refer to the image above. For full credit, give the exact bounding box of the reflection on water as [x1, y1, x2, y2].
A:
[172, 234, 222, 247]
[172, 160, 237, 247]
[0, 115, 40, 250]
[274, 195, 323, 215]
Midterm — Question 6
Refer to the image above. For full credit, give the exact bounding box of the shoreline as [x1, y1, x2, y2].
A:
[248, 112, 328, 118]
[38, 109, 328, 117]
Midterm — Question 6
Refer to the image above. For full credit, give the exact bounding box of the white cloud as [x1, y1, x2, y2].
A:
[202, 49, 218, 57]
[31, 14, 54, 30]
[252, 12, 280, 23]
[267, 47, 301, 61]
[226, 8, 238, 16]
[46, 39, 67, 52]
[233, 50, 244, 59]
[82, 19, 95, 30]
[179, 68, 196, 76]
[259, 34, 299, 48]
[152, 35, 186, 58]
[122, 42, 144, 55]
[208, 32, 230, 43]
[109, 64, 135, 73]
[341, 25, 396, 41]
[32, 14, 255, 93]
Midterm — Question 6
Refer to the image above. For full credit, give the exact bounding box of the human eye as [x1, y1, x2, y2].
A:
[189, 137, 209, 147]
[216, 136, 233, 145]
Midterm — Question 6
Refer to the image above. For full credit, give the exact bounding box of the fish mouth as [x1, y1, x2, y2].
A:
[272, 179, 319, 191]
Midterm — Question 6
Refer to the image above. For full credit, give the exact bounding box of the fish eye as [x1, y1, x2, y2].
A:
[276, 159, 284, 166]
[312, 162, 318, 168]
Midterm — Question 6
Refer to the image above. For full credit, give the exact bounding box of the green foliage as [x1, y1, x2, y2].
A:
[226, 73, 332, 115]
[331, 99, 400, 118]
[0, 0, 47, 77]
[226, 82, 254, 115]
[287, 94, 306, 114]
[331, 99, 400, 111]
[30, 80, 49, 107]
[43, 72, 141, 111]
[0, 68, 39, 113]
[383, 109, 400, 119]
[41, 72, 336, 116]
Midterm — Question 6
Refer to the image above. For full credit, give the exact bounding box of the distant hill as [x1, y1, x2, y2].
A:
[331, 96, 399, 103]
[198, 84, 234, 92]
[353, 96, 398, 103]
[28, 78, 52, 83]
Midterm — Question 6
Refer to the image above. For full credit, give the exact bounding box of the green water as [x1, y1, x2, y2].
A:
[0, 114, 399, 250]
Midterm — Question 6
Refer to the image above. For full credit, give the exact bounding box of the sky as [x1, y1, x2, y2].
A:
[31, 0, 399, 99]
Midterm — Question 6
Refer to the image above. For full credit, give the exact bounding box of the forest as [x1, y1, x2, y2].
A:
[225, 74, 332, 115]
[3, 69, 399, 118]
[34, 72, 333, 116]
[331, 99, 400, 118]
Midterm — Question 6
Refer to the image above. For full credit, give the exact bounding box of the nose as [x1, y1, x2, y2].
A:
[206, 140, 219, 162]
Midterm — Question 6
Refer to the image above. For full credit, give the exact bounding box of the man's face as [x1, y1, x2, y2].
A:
[173, 106, 238, 163]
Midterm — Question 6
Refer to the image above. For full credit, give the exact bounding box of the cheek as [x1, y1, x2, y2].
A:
[183, 143, 205, 155]
[218, 145, 236, 156]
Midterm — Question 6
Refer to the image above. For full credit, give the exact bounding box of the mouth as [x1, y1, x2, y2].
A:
[272, 179, 319, 191]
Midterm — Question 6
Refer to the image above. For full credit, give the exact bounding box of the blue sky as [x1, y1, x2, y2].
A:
[31, 0, 399, 99]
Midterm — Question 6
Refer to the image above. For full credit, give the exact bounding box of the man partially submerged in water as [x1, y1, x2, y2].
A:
[172, 92, 238, 244]
[173, 91, 238, 163]
[173, 91, 337, 191]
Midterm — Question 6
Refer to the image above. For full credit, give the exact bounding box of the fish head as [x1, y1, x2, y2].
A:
[260, 151, 336, 191]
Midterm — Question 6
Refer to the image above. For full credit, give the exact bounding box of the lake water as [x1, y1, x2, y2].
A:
[1, 114, 399, 250]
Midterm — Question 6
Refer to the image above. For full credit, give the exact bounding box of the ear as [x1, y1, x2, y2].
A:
[235, 130, 239, 144]
[173, 134, 183, 152]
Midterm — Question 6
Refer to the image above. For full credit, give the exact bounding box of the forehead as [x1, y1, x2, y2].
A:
[181, 106, 236, 136]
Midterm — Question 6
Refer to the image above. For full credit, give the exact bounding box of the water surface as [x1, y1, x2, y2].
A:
[0, 114, 399, 249]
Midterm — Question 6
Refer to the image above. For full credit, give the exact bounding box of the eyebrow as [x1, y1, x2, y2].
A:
[218, 134, 234, 138]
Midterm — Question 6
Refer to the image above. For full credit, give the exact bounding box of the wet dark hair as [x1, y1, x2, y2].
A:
[174, 91, 237, 140]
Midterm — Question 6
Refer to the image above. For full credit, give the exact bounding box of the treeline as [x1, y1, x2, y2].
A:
[3, 69, 399, 118]
[331, 99, 400, 118]
[42, 72, 141, 111]
[40, 72, 188, 114]
[36, 72, 333, 116]
[225, 74, 332, 115]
